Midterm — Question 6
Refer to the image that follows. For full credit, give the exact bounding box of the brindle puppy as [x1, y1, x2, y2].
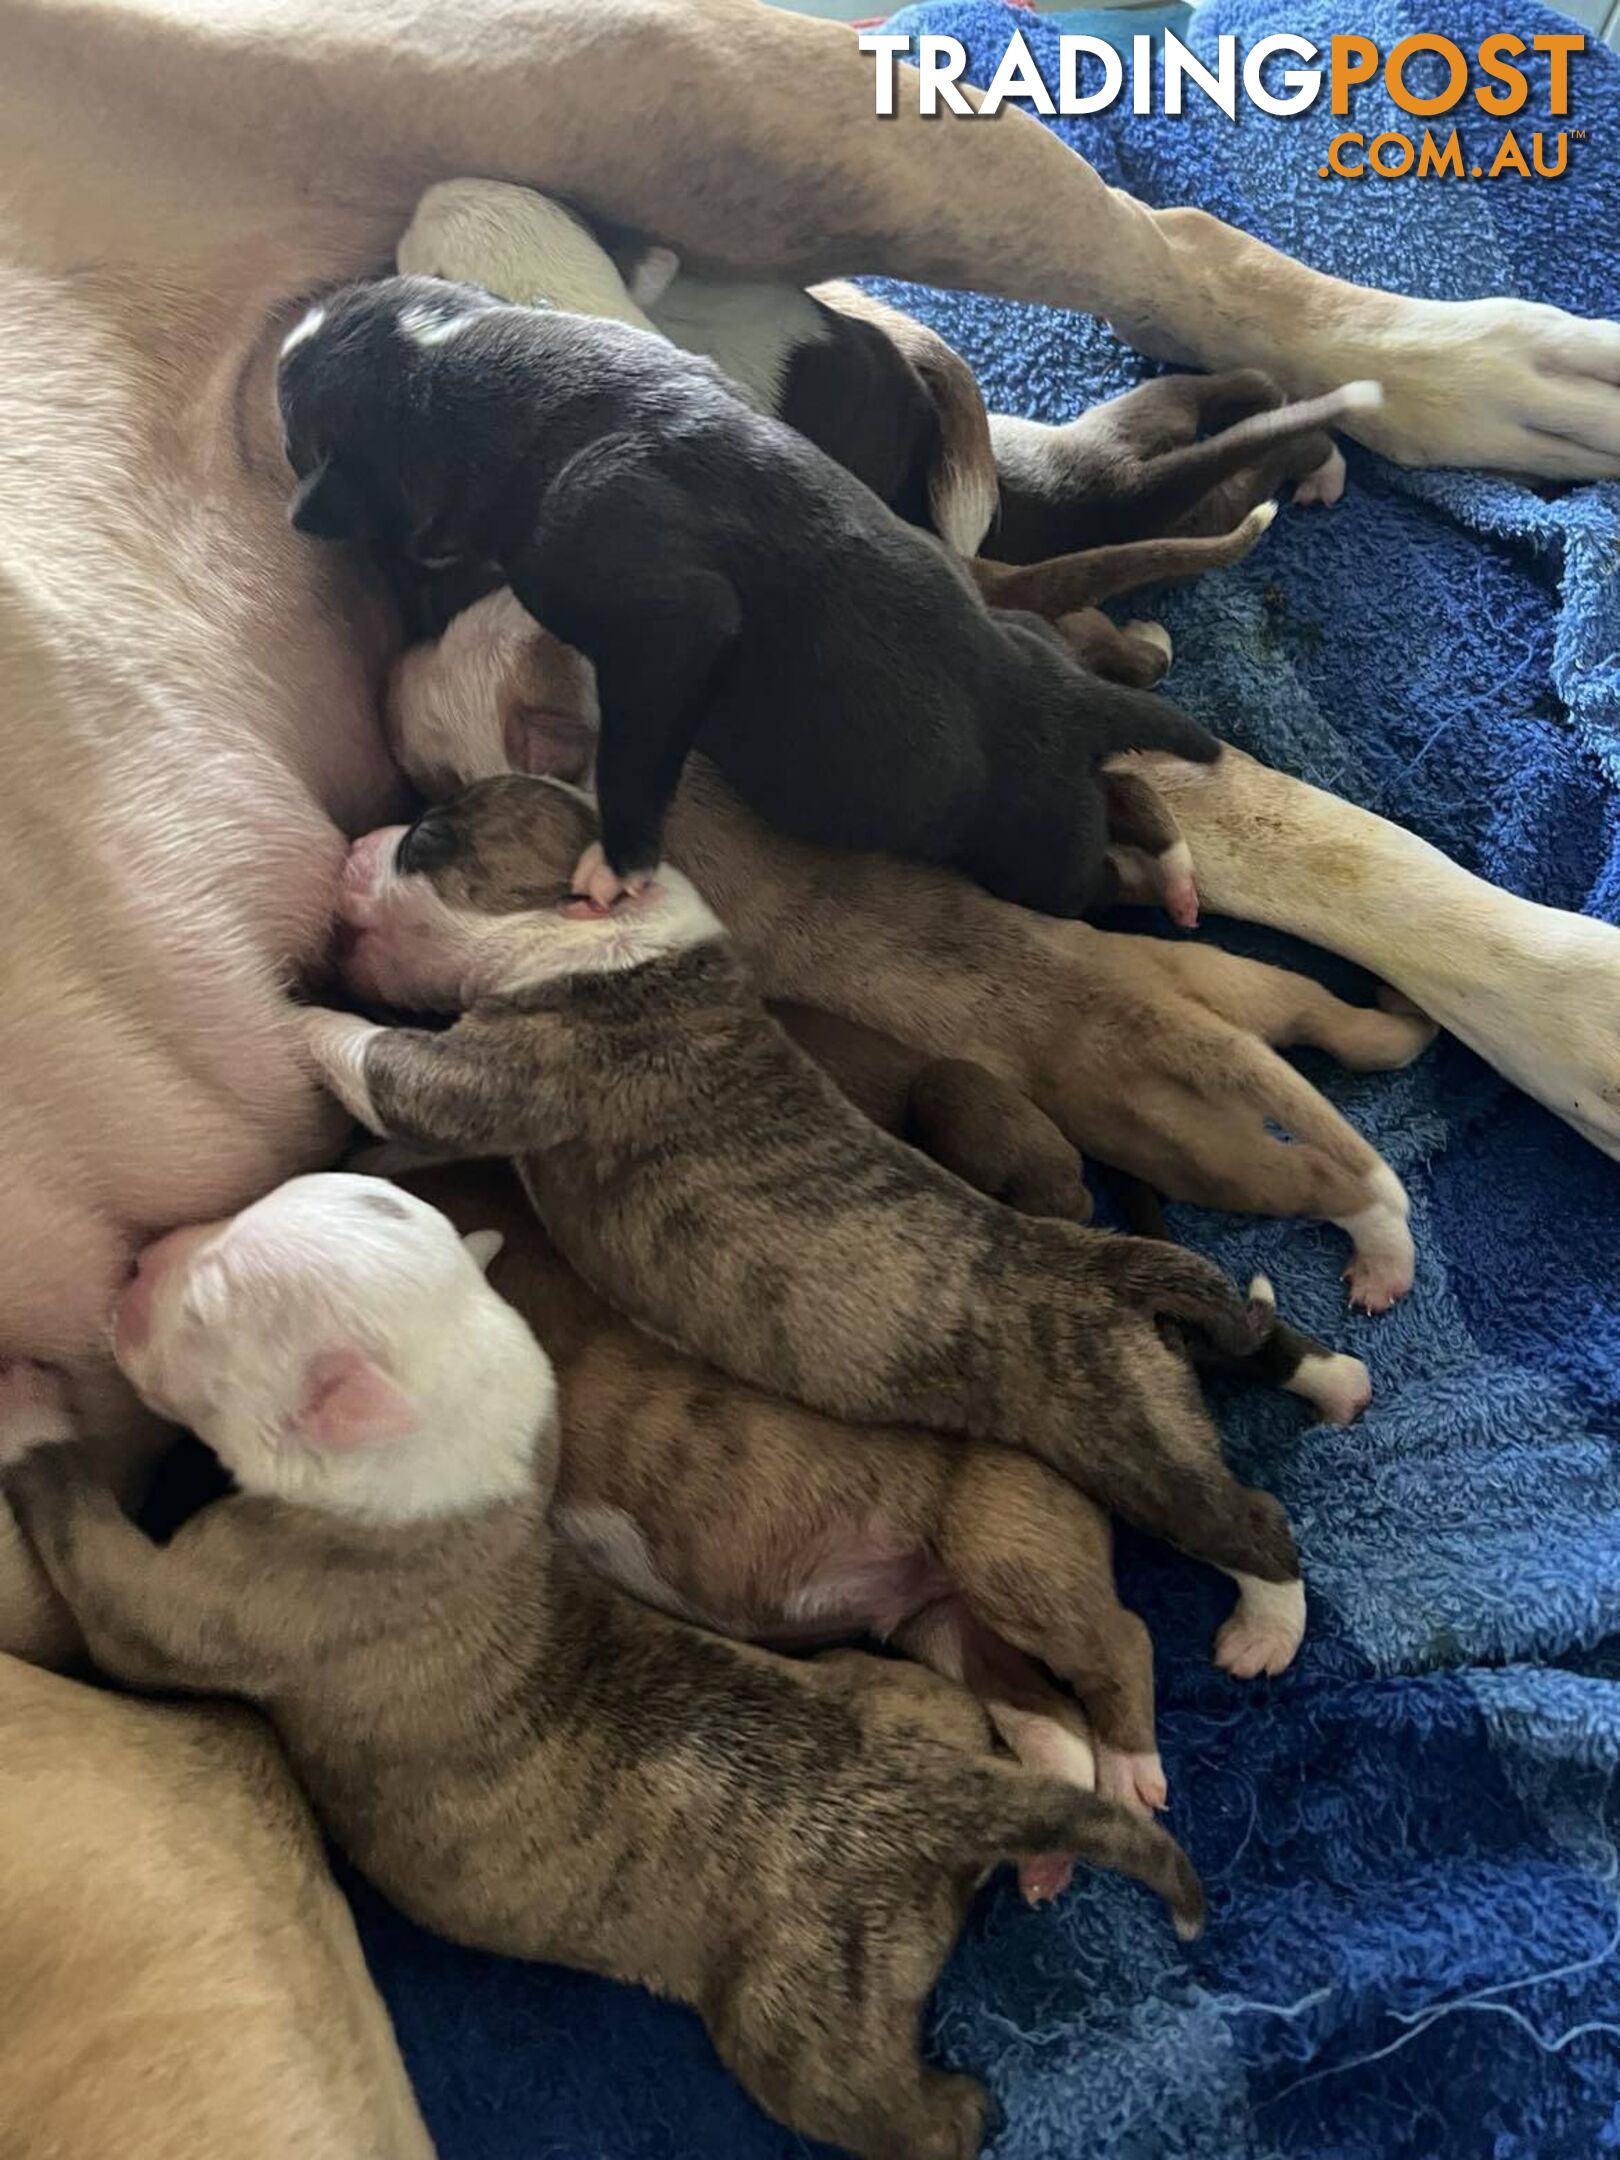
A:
[302, 775, 1306, 1621]
[5, 1175, 1202, 2160]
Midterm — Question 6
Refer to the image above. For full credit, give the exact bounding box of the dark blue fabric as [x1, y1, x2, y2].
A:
[357, 5, 1620, 2150]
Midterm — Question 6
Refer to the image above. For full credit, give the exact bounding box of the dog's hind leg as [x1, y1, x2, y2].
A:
[970, 506, 1277, 616]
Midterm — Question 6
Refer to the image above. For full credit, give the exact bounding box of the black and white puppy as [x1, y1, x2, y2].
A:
[277, 274, 1219, 914]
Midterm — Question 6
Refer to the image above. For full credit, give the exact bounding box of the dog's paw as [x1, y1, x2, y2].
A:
[1343, 1250, 1413, 1314]
[1122, 618, 1173, 677]
[567, 842, 656, 916]
[0, 1359, 74, 1468]
[1288, 1349, 1372, 1425]
[1095, 1746, 1168, 1815]
[1215, 1575, 1306, 1678]
[1292, 444, 1346, 506]
[1333, 295, 1620, 478]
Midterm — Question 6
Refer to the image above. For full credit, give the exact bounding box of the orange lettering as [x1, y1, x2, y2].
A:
[1384, 35, 1467, 117]
[1327, 130, 1366, 177]
[1476, 31, 1527, 116]
[1367, 130, 1415, 177]
[1417, 129, 1464, 177]
[1330, 35, 1378, 115]
[1533, 33, 1583, 116]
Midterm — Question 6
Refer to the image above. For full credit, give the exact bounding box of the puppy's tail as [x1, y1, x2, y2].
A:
[946, 1765, 1205, 1938]
[1088, 686, 1222, 767]
[1100, 1237, 1274, 1359]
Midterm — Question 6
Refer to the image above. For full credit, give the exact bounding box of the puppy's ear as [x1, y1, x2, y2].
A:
[293, 1347, 418, 1450]
[462, 1229, 504, 1274]
[503, 706, 597, 783]
[289, 457, 364, 540]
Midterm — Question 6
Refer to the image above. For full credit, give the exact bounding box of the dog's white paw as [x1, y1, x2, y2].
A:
[0, 1359, 74, 1467]
[1095, 1746, 1168, 1815]
[1292, 444, 1346, 506]
[1215, 1574, 1305, 1678]
[1334, 1162, 1414, 1313]
[1331, 296, 1620, 477]
[1288, 1349, 1372, 1425]
[1124, 619, 1173, 667]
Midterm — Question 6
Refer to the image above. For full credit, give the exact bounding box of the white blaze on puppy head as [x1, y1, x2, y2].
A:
[335, 776, 721, 1015]
[111, 1173, 553, 1522]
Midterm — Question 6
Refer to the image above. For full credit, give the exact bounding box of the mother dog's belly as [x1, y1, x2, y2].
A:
[0, 261, 402, 1367]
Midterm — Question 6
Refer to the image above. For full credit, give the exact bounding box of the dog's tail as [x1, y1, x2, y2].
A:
[1088, 684, 1222, 767]
[940, 1764, 1205, 1938]
[1098, 1237, 1274, 1359]
[1127, 379, 1385, 530]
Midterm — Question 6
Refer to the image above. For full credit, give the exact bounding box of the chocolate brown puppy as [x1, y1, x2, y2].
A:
[278, 276, 1222, 920]
[304, 776, 1304, 1609]
[6, 1175, 1203, 2160]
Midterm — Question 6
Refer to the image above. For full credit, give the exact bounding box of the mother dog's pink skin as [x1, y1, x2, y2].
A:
[3, 0, 1619, 1657]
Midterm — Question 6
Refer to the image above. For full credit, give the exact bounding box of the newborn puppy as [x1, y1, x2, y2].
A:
[397, 177, 996, 556]
[278, 275, 1220, 916]
[988, 371, 1382, 567]
[3, 1175, 1203, 2160]
[406, 1158, 1167, 1842]
[768, 1003, 1369, 1425]
[303, 776, 1305, 1626]
[407, 1165, 1352, 1784]
[769, 1002, 1095, 1223]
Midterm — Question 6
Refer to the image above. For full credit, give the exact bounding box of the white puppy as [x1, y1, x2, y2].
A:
[105, 1174, 547, 1522]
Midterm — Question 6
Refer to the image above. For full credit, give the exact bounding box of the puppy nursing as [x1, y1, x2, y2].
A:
[278, 275, 1221, 918]
[5, 1175, 1202, 2160]
[304, 775, 1303, 1612]
[385, 585, 1425, 1307]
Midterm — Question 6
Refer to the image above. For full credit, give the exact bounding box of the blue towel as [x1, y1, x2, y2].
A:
[356, 5, 1620, 2152]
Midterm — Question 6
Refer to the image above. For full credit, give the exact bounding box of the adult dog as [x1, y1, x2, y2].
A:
[2, 0, 1619, 1668]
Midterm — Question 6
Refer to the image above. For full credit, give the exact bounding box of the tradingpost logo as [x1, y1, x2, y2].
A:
[861, 28, 1587, 182]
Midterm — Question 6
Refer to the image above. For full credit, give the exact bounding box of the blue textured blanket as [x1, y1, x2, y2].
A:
[355, 5, 1620, 2152]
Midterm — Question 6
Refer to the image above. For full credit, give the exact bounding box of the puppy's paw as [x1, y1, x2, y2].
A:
[1095, 1746, 1168, 1815]
[1124, 618, 1172, 665]
[1292, 444, 1347, 507]
[1343, 1250, 1414, 1314]
[1215, 1574, 1306, 1678]
[1157, 838, 1199, 930]
[299, 1009, 387, 1134]
[1288, 1349, 1372, 1425]
[567, 842, 657, 916]
[0, 1359, 75, 1468]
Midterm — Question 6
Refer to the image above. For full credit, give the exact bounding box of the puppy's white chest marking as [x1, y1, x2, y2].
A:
[555, 1502, 704, 1622]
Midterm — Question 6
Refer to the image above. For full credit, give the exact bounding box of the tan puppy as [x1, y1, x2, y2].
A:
[4, 1176, 1203, 2160]
[302, 778, 1307, 1619]
[386, 591, 1432, 1308]
[0, 1643, 431, 2160]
